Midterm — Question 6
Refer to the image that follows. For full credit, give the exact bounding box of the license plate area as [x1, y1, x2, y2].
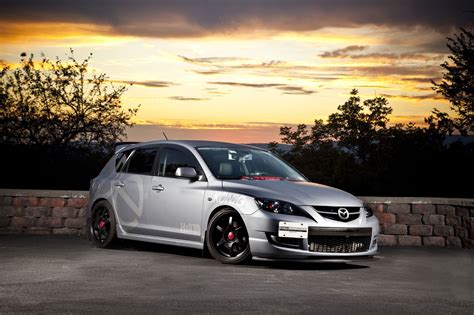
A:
[278, 222, 308, 238]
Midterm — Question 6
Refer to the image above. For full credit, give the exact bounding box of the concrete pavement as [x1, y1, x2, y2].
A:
[0, 236, 472, 313]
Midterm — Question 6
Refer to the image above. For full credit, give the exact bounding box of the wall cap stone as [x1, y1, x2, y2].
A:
[1, 190, 472, 206]
[359, 196, 474, 207]
[0, 189, 88, 199]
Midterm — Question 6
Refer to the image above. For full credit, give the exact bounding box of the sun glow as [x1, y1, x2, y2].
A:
[0, 16, 452, 143]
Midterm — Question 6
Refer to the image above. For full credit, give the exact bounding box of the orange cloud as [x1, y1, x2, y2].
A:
[0, 22, 132, 45]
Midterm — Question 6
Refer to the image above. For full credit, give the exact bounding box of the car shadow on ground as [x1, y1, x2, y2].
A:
[111, 239, 371, 271]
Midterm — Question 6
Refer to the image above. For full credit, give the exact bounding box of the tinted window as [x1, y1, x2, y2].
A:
[115, 149, 133, 172]
[126, 148, 157, 175]
[158, 148, 200, 178]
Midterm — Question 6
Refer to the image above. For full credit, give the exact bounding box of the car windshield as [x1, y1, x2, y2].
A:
[196, 147, 306, 181]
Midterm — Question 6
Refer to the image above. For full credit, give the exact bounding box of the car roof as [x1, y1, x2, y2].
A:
[121, 140, 267, 152]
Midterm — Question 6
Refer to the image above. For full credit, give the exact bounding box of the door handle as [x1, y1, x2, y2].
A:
[152, 184, 165, 191]
[114, 181, 125, 187]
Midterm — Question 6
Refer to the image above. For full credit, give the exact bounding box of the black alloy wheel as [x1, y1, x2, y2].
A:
[90, 200, 117, 248]
[207, 208, 251, 264]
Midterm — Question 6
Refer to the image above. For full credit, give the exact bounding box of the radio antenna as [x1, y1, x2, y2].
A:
[163, 132, 169, 140]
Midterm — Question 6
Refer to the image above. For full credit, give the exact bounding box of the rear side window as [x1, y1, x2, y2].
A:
[158, 147, 201, 178]
[115, 149, 133, 172]
[125, 148, 158, 175]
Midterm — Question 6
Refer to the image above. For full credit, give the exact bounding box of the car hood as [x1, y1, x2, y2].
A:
[222, 180, 362, 207]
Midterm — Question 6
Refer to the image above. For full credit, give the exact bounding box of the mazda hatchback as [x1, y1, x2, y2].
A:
[87, 140, 379, 264]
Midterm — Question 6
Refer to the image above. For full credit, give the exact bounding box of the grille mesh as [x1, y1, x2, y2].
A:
[309, 236, 371, 253]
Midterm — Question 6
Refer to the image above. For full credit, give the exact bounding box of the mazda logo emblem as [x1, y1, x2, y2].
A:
[337, 208, 350, 220]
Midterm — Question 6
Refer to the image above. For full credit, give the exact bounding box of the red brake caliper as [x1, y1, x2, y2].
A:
[98, 219, 106, 229]
[227, 231, 235, 241]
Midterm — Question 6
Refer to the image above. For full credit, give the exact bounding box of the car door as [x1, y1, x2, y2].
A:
[147, 145, 207, 242]
[112, 147, 158, 232]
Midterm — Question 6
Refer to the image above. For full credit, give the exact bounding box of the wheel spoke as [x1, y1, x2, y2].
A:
[216, 225, 223, 232]
[216, 237, 226, 248]
[229, 243, 236, 257]
[228, 216, 233, 226]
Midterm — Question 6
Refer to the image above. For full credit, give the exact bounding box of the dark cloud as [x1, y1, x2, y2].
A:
[0, 0, 471, 39]
[320, 46, 446, 60]
[345, 65, 441, 77]
[191, 69, 225, 75]
[236, 60, 287, 69]
[320, 45, 368, 58]
[349, 52, 444, 60]
[168, 96, 209, 101]
[379, 93, 444, 100]
[112, 80, 175, 88]
[208, 81, 314, 95]
[209, 81, 283, 88]
[179, 55, 243, 64]
[400, 77, 441, 83]
[277, 86, 314, 95]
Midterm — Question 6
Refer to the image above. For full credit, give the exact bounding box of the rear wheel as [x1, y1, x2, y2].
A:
[90, 200, 117, 248]
[206, 208, 251, 264]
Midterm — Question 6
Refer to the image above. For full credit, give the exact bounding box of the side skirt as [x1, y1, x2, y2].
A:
[116, 224, 203, 250]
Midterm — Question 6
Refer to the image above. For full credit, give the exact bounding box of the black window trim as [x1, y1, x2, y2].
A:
[155, 144, 207, 181]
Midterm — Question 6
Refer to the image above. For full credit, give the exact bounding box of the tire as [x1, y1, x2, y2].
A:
[206, 208, 251, 264]
[90, 200, 117, 248]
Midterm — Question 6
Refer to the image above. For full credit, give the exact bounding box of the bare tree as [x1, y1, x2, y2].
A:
[0, 50, 139, 149]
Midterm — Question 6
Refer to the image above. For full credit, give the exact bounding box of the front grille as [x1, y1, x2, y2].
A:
[312, 206, 360, 222]
[308, 228, 372, 253]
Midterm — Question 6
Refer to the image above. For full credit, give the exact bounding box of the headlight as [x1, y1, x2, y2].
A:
[255, 198, 305, 216]
[364, 205, 374, 218]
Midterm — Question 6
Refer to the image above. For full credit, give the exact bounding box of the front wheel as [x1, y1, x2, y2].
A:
[90, 200, 117, 248]
[206, 208, 251, 264]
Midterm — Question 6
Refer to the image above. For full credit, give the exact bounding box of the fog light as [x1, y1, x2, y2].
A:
[371, 236, 377, 248]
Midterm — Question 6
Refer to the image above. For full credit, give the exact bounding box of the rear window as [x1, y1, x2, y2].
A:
[124, 148, 158, 175]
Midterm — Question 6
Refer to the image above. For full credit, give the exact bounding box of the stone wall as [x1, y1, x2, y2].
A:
[362, 197, 474, 249]
[0, 190, 473, 248]
[0, 189, 87, 236]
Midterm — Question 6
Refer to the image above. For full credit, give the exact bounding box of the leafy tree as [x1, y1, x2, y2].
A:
[277, 89, 392, 161]
[271, 89, 473, 197]
[431, 28, 474, 135]
[0, 50, 138, 149]
[325, 89, 392, 160]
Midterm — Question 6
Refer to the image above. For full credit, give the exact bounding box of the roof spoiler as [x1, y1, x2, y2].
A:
[114, 142, 140, 153]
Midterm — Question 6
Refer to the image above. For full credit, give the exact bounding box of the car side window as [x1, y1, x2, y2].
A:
[125, 148, 158, 175]
[115, 149, 133, 172]
[158, 147, 201, 178]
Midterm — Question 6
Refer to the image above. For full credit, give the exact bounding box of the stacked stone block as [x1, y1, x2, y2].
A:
[362, 197, 474, 249]
[1, 190, 473, 249]
[0, 190, 87, 236]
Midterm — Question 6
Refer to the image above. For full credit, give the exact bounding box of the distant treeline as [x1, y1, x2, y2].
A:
[271, 137, 473, 198]
[0, 144, 111, 190]
[269, 90, 474, 198]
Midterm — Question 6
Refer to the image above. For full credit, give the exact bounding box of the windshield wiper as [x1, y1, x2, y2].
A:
[241, 176, 284, 181]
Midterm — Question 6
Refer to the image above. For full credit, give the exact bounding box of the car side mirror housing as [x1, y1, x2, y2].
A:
[175, 167, 198, 179]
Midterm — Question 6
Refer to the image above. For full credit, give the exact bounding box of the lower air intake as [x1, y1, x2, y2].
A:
[309, 236, 371, 253]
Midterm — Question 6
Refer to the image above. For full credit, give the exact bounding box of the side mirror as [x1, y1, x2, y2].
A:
[175, 167, 198, 179]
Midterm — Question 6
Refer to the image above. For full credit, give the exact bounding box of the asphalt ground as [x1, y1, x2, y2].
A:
[0, 236, 473, 314]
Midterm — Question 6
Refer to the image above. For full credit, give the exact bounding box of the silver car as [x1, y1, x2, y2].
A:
[88, 140, 379, 264]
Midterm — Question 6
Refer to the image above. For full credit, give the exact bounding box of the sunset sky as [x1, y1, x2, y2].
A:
[1, 0, 472, 143]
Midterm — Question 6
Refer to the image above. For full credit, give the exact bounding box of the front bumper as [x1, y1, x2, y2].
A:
[244, 207, 379, 260]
